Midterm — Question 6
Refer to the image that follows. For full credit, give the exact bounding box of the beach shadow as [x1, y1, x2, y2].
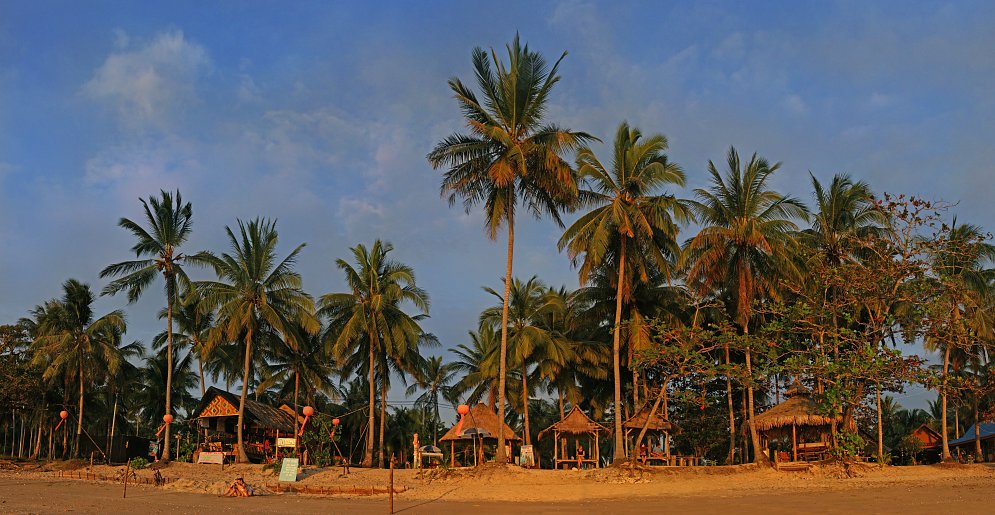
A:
[393, 488, 457, 513]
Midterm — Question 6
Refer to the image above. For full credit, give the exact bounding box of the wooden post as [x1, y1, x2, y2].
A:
[553, 431, 558, 469]
[389, 454, 395, 514]
[450, 441, 454, 467]
[792, 423, 798, 462]
[122, 458, 130, 498]
[595, 433, 600, 469]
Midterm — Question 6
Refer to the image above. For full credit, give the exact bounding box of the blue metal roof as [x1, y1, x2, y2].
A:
[949, 422, 995, 446]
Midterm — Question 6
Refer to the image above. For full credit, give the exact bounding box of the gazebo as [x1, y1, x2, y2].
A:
[538, 406, 609, 469]
[623, 402, 681, 464]
[439, 403, 521, 467]
[190, 386, 296, 463]
[754, 382, 839, 462]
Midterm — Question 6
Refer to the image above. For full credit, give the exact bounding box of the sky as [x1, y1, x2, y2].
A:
[2, 1, 995, 411]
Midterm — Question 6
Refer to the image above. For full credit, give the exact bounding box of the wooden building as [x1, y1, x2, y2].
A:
[538, 406, 609, 469]
[189, 387, 296, 463]
[623, 402, 681, 464]
[754, 383, 839, 463]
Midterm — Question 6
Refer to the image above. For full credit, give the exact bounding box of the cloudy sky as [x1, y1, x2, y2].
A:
[2, 1, 994, 409]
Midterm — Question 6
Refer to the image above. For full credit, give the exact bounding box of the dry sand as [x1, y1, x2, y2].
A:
[1, 460, 993, 513]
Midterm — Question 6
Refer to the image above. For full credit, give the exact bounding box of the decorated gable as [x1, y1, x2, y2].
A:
[200, 395, 238, 417]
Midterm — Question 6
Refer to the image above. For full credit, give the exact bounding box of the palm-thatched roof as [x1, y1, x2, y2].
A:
[623, 402, 681, 434]
[537, 406, 609, 440]
[439, 403, 521, 442]
[190, 386, 296, 433]
[753, 391, 838, 432]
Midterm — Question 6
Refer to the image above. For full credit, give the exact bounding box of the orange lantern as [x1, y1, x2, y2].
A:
[456, 404, 470, 435]
[59, 410, 69, 420]
[332, 418, 341, 426]
[163, 414, 174, 424]
[303, 406, 315, 417]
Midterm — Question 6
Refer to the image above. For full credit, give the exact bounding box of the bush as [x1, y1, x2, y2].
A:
[129, 457, 149, 470]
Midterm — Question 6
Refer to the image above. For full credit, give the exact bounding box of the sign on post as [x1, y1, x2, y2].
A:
[197, 451, 225, 464]
[279, 457, 300, 482]
[277, 437, 296, 448]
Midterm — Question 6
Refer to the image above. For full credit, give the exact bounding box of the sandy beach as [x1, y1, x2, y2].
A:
[1, 461, 993, 514]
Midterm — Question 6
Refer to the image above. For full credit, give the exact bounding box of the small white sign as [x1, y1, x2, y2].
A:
[277, 437, 296, 448]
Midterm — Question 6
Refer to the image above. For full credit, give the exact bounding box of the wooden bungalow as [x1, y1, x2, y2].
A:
[754, 383, 839, 463]
[439, 403, 521, 467]
[623, 402, 681, 464]
[537, 406, 609, 469]
[190, 387, 296, 463]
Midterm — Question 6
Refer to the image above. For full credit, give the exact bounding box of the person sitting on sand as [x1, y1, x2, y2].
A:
[223, 477, 254, 497]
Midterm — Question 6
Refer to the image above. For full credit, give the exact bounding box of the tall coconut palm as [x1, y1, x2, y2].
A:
[558, 122, 688, 461]
[925, 220, 995, 460]
[684, 147, 807, 465]
[320, 240, 430, 467]
[406, 356, 459, 445]
[29, 279, 127, 457]
[428, 35, 593, 460]
[100, 190, 193, 460]
[481, 276, 564, 445]
[194, 218, 317, 463]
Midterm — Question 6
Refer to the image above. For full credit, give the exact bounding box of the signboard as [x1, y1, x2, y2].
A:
[197, 451, 225, 464]
[520, 445, 535, 468]
[277, 437, 296, 448]
[279, 457, 300, 482]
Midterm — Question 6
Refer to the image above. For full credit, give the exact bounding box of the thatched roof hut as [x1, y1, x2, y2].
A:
[753, 388, 837, 432]
[538, 406, 608, 469]
[191, 386, 296, 433]
[439, 403, 521, 442]
[538, 406, 609, 440]
[623, 402, 681, 434]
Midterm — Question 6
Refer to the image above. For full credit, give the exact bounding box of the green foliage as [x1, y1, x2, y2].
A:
[129, 457, 149, 470]
[831, 430, 865, 460]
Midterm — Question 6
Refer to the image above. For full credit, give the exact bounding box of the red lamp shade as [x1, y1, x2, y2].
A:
[457, 404, 470, 415]
[163, 414, 174, 424]
[303, 406, 315, 417]
[332, 418, 341, 426]
[59, 411, 69, 420]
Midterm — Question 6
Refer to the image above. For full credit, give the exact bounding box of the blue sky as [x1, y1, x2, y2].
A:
[2, 1, 994, 410]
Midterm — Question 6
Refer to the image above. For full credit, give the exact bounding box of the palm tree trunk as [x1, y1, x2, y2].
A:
[110, 395, 118, 462]
[974, 396, 983, 462]
[941, 345, 952, 461]
[379, 374, 387, 467]
[363, 330, 376, 467]
[496, 210, 515, 463]
[164, 282, 174, 461]
[196, 339, 206, 397]
[558, 390, 567, 460]
[236, 329, 253, 463]
[876, 383, 884, 464]
[725, 343, 735, 464]
[743, 333, 767, 465]
[521, 364, 530, 445]
[611, 243, 626, 462]
[294, 372, 300, 454]
[76, 360, 84, 458]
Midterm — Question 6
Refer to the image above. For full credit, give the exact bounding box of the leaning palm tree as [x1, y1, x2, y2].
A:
[194, 218, 317, 463]
[684, 147, 807, 465]
[100, 190, 193, 460]
[319, 240, 430, 467]
[558, 122, 688, 461]
[29, 279, 127, 457]
[428, 35, 593, 460]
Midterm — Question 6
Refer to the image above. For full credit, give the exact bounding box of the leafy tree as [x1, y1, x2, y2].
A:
[320, 240, 429, 467]
[406, 355, 458, 445]
[428, 34, 593, 461]
[100, 190, 193, 460]
[195, 218, 317, 462]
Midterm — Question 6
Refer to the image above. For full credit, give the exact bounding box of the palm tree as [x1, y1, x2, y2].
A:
[320, 240, 430, 467]
[481, 276, 564, 445]
[194, 218, 317, 463]
[29, 279, 127, 457]
[406, 356, 459, 445]
[925, 220, 995, 460]
[558, 122, 688, 461]
[260, 324, 337, 452]
[684, 147, 807, 464]
[100, 190, 193, 460]
[803, 173, 885, 265]
[450, 324, 503, 408]
[134, 347, 199, 430]
[428, 35, 593, 460]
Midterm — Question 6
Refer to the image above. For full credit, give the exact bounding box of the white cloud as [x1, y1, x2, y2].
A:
[869, 92, 895, 108]
[783, 94, 809, 115]
[83, 30, 211, 127]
